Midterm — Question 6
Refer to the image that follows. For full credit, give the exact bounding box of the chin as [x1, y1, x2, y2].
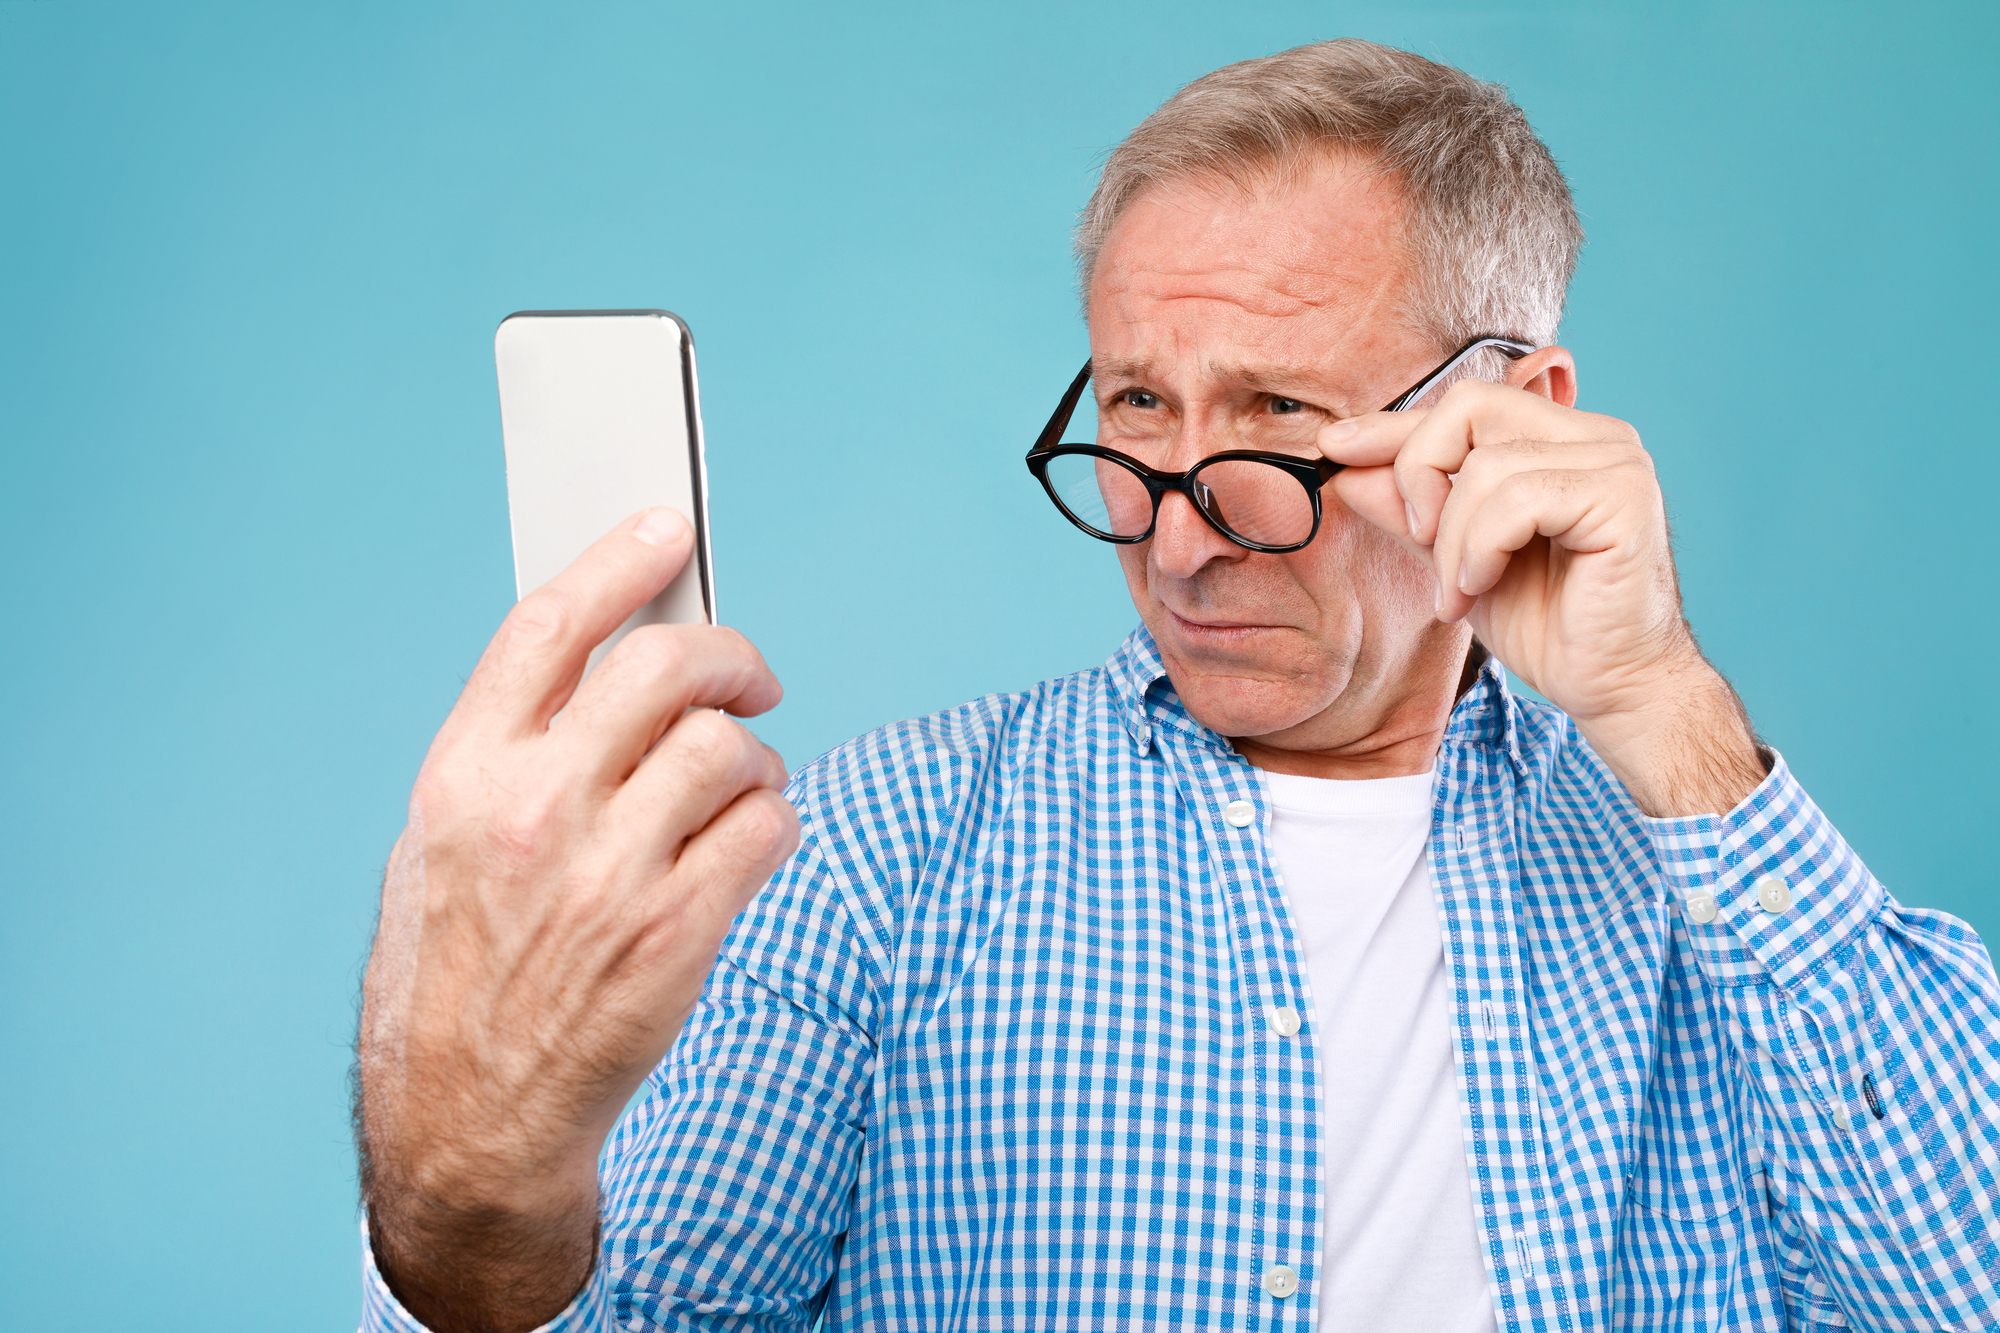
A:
[1166, 663, 1333, 742]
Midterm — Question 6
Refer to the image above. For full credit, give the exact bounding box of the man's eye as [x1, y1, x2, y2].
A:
[1270, 397, 1306, 415]
[1122, 390, 1161, 409]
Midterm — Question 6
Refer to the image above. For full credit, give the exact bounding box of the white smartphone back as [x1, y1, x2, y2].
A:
[495, 310, 714, 676]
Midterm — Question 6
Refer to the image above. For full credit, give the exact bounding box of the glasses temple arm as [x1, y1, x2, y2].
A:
[1030, 361, 1095, 455]
[1384, 337, 1538, 412]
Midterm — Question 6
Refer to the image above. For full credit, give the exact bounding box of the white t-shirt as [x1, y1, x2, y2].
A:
[1260, 769, 1497, 1333]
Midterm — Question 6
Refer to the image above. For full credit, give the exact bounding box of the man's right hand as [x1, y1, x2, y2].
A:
[356, 507, 800, 1332]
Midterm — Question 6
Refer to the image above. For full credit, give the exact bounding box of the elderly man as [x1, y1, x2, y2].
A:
[355, 38, 2000, 1333]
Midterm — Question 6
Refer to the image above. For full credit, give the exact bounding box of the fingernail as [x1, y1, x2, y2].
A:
[1405, 501, 1420, 539]
[1457, 558, 1470, 593]
[1323, 419, 1360, 444]
[634, 508, 684, 547]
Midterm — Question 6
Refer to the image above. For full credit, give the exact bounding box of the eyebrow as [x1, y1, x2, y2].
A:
[1091, 356, 1329, 398]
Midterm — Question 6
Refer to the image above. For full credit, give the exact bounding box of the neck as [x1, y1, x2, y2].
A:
[1230, 636, 1482, 780]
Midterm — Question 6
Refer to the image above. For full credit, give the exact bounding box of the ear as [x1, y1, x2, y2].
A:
[1505, 345, 1578, 408]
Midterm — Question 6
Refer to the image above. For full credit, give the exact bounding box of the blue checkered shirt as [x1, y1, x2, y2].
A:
[363, 627, 2000, 1331]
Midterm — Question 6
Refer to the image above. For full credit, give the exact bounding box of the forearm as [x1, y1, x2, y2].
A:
[358, 946, 879, 1333]
[357, 834, 615, 1333]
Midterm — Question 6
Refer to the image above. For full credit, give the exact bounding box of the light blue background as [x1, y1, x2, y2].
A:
[2, 2, 1994, 1325]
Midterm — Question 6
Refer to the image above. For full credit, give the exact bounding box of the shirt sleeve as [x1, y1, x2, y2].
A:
[1646, 753, 2000, 1330]
[356, 832, 884, 1333]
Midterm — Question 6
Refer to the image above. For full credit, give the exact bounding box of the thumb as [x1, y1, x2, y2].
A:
[1330, 466, 1437, 576]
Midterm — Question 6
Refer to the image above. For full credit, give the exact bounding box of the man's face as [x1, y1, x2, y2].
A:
[1087, 152, 1470, 754]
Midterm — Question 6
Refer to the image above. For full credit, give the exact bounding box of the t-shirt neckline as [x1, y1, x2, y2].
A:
[1257, 767, 1437, 818]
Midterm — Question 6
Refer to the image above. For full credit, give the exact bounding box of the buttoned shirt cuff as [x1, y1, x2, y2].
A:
[359, 1218, 614, 1333]
[1643, 751, 1885, 990]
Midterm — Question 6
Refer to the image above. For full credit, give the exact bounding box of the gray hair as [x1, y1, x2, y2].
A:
[1077, 40, 1584, 375]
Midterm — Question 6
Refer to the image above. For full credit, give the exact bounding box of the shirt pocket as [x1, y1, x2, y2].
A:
[1773, 1194, 1851, 1329]
[1626, 954, 1747, 1224]
[1613, 1069, 1754, 1325]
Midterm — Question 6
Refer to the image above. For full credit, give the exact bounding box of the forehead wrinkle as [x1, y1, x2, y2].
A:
[1109, 253, 1408, 362]
[1123, 261, 1339, 320]
[1090, 164, 1430, 413]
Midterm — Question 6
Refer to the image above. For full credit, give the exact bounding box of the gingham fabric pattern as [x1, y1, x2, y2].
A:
[362, 627, 2000, 1332]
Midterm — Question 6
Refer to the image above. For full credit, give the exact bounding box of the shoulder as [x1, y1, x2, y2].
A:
[720, 644, 1143, 1015]
[1506, 691, 1579, 768]
[1500, 688, 1658, 853]
[749, 666, 1115, 982]
[1507, 689, 1619, 788]
[784, 664, 1116, 846]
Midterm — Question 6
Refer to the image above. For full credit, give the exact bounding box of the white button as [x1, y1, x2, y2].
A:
[1262, 1265, 1298, 1298]
[1269, 1005, 1301, 1037]
[1685, 891, 1718, 925]
[1832, 1107, 1851, 1131]
[1223, 800, 1256, 827]
[1756, 877, 1792, 913]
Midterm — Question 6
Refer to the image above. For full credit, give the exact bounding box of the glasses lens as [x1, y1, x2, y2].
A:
[1190, 459, 1316, 548]
[1042, 452, 1154, 539]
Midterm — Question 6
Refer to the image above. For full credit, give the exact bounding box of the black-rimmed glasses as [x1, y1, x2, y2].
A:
[1025, 335, 1536, 553]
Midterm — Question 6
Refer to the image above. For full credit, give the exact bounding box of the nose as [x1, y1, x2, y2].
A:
[1145, 410, 1246, 578]
[1148, 484, 1242, 579]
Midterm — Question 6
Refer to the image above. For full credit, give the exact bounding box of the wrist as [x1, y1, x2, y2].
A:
[366, 1168, 599, 1333]
[1573, 655, 1766, 818]
[359, 1089, 604, 1332]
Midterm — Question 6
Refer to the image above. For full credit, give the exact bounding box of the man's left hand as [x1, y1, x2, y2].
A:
[1319, 380, 1766, 817]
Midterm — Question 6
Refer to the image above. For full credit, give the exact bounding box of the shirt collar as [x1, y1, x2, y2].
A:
[1445, 650, 1527, 768]
[1104, 626, 1173, 755]
[1104, 624, 1526, 766]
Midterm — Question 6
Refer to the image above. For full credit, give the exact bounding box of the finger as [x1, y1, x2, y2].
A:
[1316, 409, 1427, 469]
[1318, 410, 1434, 544]
[1428, 439, 1644, 619]
[456, 508, 695, 740]
[1324, 386, 1542, 544]
[1326, 465, 1439, 576]
[630, 787, 802, 980]
[553, 623, 785, 785]
[1391, 387, 1509, 545]
[616, 787, 802, 1055]
[1394, 382, 1629, 547]
[1432, 469, 1610, 622]
[610, 706, 792, 858]
[669, 788, 802, 918]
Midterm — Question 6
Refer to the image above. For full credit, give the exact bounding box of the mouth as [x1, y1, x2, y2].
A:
[1167, 608, 1285, 642]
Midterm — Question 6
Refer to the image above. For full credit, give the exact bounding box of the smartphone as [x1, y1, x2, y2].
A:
[495, 309, 714, 677]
